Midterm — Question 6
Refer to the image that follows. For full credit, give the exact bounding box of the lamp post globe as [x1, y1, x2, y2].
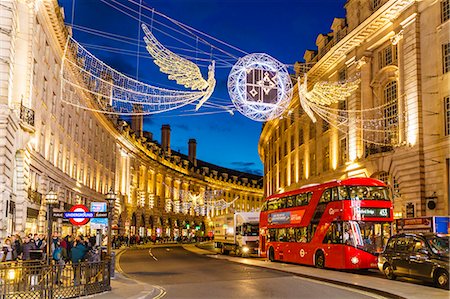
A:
[105, 188, 116, 257]
[45, 189, 58, 265]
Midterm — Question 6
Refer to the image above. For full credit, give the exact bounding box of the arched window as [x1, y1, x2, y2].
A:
[383, 81, 398, 144]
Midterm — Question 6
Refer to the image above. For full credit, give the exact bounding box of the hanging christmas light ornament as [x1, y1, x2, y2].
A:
[142, 24, 216, 110]
[228, 53, 293, 122]
[298, 74, 360, 123]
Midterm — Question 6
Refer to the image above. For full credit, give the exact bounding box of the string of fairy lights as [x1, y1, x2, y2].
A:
[62, 0, 403, 147]
[151, 182, 241, 215]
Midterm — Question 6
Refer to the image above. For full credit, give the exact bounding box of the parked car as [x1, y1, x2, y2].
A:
[378, 233, 449, 289]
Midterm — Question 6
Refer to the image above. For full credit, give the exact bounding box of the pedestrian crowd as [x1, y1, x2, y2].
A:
[0, 232, 102, 264]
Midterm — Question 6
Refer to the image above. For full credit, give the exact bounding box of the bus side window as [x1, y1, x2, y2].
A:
[295, 227, 308, 243]
[320, 189, 332, 203]
[306, 192, 312, 204]
[268, 229, 276, 241]
[338, 187, 349, 200]
[281, 197, 287, 209]
[323, 222, 342, 244]
[331, 187, 339, 201]
[278, 228, 287, 242]
[286, 196, 294, 208]
[261, 202, 268, 211]
[287, 228, 296, 242]
[308, 224, 317, 242]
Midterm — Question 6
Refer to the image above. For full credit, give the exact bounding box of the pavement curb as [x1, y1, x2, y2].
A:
[186, 244, 406, 299]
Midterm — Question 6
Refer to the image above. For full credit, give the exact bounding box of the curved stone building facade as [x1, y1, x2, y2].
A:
[259, 0, 449, 218]
[0, 0, 263, 238]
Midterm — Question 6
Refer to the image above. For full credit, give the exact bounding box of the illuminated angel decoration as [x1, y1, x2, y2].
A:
[298, 74, 360, 123]
[142, 24, 216, 110]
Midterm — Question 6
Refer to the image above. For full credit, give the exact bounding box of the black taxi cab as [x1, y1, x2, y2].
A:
[378, 233, 449, 289]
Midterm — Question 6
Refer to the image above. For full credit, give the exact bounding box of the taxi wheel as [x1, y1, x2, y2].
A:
[434, 269, 449, 290]
[383, 263, 396, 280]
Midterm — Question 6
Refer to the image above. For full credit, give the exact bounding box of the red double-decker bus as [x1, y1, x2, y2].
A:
[259, 178, 393, 269]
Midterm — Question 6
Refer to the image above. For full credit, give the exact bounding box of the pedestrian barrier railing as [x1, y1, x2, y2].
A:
[0, 260, 111, 299]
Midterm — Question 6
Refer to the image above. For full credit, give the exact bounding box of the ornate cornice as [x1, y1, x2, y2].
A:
[307, 0, 415, 84]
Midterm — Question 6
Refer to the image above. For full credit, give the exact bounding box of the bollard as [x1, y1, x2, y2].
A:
[110, 252, 116, 278]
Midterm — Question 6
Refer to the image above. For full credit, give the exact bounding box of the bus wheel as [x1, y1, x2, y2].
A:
[314, 251, 325, 269]
[383, 263, 396, 280]
[268, 247, 275, 262]
[434, 269, 449, 290]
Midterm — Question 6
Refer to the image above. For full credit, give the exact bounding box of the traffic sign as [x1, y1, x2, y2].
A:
[67, 204, 90, 226]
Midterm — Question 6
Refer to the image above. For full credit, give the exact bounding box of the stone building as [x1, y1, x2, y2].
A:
[259, 0, 449, 218]
[0, 0, 263, 238]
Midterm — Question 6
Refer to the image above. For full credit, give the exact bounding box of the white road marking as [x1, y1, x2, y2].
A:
[149, 248, 158, 261]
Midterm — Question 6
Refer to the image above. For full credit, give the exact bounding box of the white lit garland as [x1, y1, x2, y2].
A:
[292, 75, 401, 146]
[60, 36, 215, 115]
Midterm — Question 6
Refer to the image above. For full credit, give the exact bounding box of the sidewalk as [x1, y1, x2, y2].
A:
[90, 272, 161, 299]
[183, 244, 449, 299]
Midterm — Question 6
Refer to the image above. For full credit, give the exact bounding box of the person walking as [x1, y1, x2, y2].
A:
[2, 238, 14, 262]
[22, 236, 37, 261]
[71, 237, 88, 286]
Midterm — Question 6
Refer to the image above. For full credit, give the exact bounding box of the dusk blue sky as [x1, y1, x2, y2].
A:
[58, 0, 347, 175]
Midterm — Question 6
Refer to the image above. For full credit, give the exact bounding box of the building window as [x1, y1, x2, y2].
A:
[445, 96, 450, 136]
[379, 44, 398, 69]
[322, 120, 329, 133]
[290, 134, 295, 152]
[49, 134, 54, 163]
[323, 146, 330, 172]
[290, 161, 295, 184]
[371, 0, 383, 10]
[442, 0, 450, 23]
[299, 128, 304, 145]
[384, 81, 398, 144]
[393, 176, 401, 198]
[339, 137, 347, 165]
[51, 92, 56, 115]
[58, 143, 63, 169]
[299, 158, 304, 180]
[443, 43, 450, 73]
[338, 67, 347, 82]
[309, 122, 315, 140]
[309, 153, 316, 177]
[377, 171, 389, 185]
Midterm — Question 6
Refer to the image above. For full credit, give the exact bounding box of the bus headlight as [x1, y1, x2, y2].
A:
[242, 246, 250, 253]
[351, 256, 359, 264]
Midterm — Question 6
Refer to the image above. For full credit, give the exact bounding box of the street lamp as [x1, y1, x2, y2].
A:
[105, 188, 116, 257]
[45, 189, 58, 265]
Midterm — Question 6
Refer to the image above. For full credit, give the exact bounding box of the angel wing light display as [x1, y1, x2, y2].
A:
[298, 74, 360, 123]
[142, 24, 216, 110]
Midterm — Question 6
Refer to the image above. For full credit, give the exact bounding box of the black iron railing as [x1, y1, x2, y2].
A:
[0, 260, 111, 299]
[20, 103, 35, 128]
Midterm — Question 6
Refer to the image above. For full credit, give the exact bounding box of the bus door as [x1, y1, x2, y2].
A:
[259, 228, 267, 256]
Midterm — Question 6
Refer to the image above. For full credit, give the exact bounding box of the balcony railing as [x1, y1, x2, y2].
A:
[27, 188, 42, 205]
[20, 103, 35, 128]
[365, 144, 393, 158]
